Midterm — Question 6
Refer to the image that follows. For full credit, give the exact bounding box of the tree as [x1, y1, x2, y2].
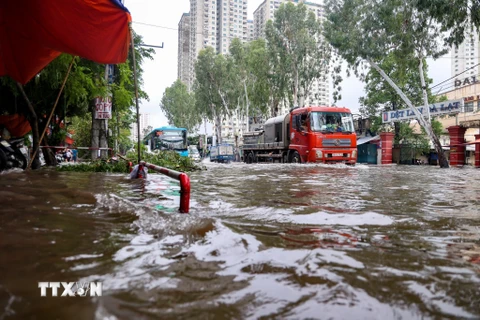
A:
[160, 80, 201, 132]
[90, 31, 154, 159]
[324, 0, 451, 168]
[0, 30, 153, 166]
[359, 52, 434, 142]
[415, 0, 480, 46]
[265, 2, 331, 110]
[142, 125, 153, 139]
[229, 38, 270, 129]
[193, 47, 239, 144]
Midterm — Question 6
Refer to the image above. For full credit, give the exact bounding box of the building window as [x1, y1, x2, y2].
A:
[465, 102, 474, 113]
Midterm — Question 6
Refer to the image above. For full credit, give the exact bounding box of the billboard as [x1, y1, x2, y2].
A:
[382, 99, 464, 123]
[94, 96, 112, 119]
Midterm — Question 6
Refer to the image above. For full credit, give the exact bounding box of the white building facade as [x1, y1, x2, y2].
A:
[131, 113, 152, 142]
[180, 0, 250, 90]
[451, 29, 480, 82]
[178, 13, 191, 89]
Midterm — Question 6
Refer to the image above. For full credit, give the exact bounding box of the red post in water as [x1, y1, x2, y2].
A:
[380, 132, 395, 164]
[475, 134, 480, 168]
[447, 126, 467, 166]
[140, 161, 190, 213]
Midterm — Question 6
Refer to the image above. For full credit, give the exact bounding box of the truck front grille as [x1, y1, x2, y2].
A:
[322, 139, 351, 147]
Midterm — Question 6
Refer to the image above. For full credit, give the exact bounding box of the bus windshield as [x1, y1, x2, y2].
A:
[310, 112, 354, 133]
[152, 130, 187, 151]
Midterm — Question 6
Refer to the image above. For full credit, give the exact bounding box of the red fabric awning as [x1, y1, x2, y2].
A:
[0, 0, 132, 84]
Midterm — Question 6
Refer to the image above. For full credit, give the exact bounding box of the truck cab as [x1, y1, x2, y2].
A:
[241, 106, 357, 164]
[289, 106, 357, 164]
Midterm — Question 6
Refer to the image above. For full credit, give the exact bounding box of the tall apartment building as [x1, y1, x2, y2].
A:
[216, 0, 249, 54]
[451, 31, 480, 81]
[178, 0, 250, 90]
[252, 0, 329, 110]
[247, 19, 254, 41]
[131, 113, 151, 142]
[178, 13, 191, 89]
[253, 0, 278, 39]
[447, 28, 480, 113]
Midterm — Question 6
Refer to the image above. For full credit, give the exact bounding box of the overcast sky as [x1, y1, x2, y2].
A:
[124, 0, 451, 128]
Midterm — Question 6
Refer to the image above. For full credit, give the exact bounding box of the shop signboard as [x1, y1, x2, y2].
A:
[94, 96, 112, 119]
[382, 99, 464, 123]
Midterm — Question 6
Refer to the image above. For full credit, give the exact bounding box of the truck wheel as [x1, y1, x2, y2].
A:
[247, 153, 254, 164]
[290, 151, 301, 163]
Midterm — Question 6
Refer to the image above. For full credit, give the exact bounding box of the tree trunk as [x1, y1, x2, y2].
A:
[91, 110, 100, 160]
[293, 68, 299, 107]
[367, 59, 449, 168]
[418, 59, 449, 168]
[17, 82, 42, 169]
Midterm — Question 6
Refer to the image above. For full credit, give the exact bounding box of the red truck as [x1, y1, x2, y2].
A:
[242, 106, 357, 164]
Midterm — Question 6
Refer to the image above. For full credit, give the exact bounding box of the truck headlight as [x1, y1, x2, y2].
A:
[352, 150, 357, 158]
[316, 150, 323, 158]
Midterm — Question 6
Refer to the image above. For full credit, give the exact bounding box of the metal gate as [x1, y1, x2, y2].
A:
[357, 144, 377, 164]
[398, 144, 418, 165]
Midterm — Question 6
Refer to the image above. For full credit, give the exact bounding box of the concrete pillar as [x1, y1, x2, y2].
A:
[380, 132, 395, 164]
[475, 134, 480, 168]
[447, 126, 467, 166]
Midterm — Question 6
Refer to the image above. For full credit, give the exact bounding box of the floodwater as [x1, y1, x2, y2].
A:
[1, 162, 480, 319]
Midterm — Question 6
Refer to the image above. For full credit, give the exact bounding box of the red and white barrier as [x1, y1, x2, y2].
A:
[38, 146, 113, 156]
[139, 161, 191, 214]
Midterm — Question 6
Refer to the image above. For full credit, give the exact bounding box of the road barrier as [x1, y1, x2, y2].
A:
[139, 161, 190, 214]
[38, 146, 113, 157]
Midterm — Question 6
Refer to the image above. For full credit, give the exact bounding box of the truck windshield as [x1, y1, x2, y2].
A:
[310, 112, 354, 133]
[219, 145, 234, 154]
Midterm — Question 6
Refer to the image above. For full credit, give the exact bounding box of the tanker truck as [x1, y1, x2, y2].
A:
[242, 106, 357, 164]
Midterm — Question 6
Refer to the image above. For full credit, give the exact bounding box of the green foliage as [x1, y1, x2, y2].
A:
[359, 53, 433, 118]
[57, 150, 202, 173]
[187, 135, 200, 146]
[415, 0, 480, 46]
[70, 115, 92, 157]
[57, 160, 129, 173]
[324, 0, 451, 167]
[229, 38, 271, 118]
[421, 119, 443, 137]
[194, 47, 240, 143]
[160, 80, 201, 131]
[126, 150, 201, 172]
[265, 2, 331, 109]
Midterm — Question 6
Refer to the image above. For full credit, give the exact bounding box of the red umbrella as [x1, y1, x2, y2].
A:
[0, 0, 132, 84]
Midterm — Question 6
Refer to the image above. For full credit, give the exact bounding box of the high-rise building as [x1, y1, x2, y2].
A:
[178, 13, 191, 90]
[179, 0, 251, 90]
[131, 113, 152, 142]
[451, 31, 480, 82]
[216, 0, 249, 55]
[247, 19, 254, 41]
[253, 0, 278, 40]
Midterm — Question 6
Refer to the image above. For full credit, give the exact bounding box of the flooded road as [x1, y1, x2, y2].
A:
[1, 162, 480, 319]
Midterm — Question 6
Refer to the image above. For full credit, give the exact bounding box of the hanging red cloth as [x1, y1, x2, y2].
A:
[0, 0, 132, 84]
[0, 114, 32, 137]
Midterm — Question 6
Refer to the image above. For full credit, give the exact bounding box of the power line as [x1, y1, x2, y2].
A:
[431, 62, 480, 89]
[133, 21, 178, 31]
